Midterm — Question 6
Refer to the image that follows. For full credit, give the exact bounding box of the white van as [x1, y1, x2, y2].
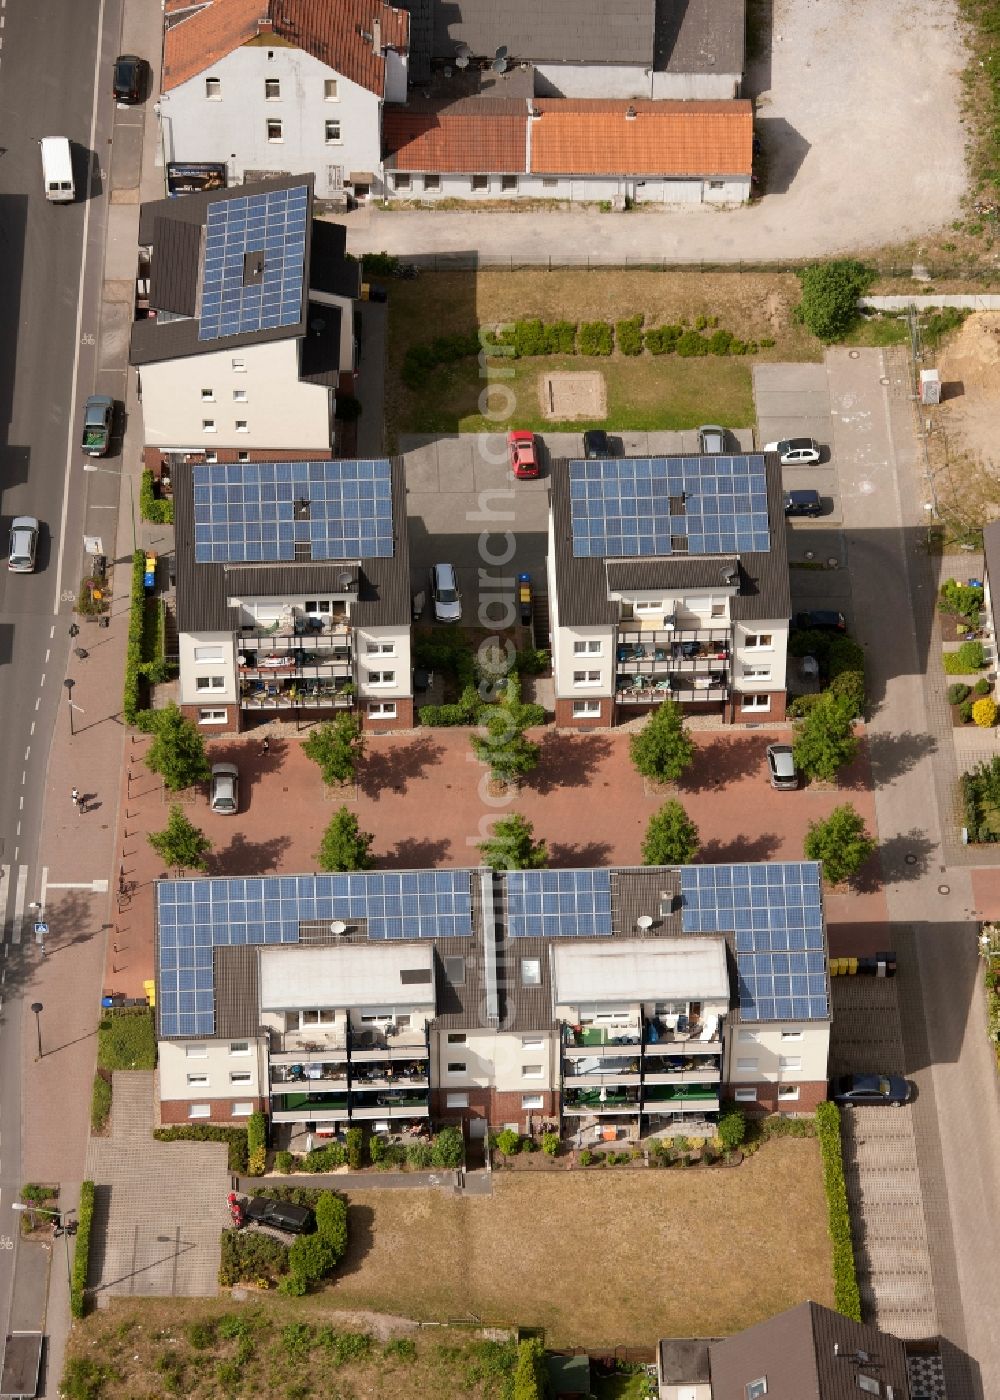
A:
[40, 137, 74, 202]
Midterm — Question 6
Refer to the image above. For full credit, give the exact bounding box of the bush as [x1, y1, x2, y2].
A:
[154, 1125, 249, 1173]
[345, 1127, 364, 1170]
[315, 1192, 348, 1260]
[796, 259, 874, 341]
[828, 669, 866, 718]
[90, 1072, 112, 1133]
[615, 314, 644, 355]
[974, 696, 997, 727]
[495, 1128, 520, 1157]
[815, 1101, 862, 1319]
[960, 698, 975, 724]
[71, 1181, 95, 1318]
[644, 323, 683, 354]
[948, 682, 972, 705]
[939, 577, 984, 626]
[717, 1106, 747, 1153]
[541, 1131, 560, 1157]
[675, 328, 710, 356]
[219, 1228, 289, 1287]
[406, 1141, 433, 1168]
[275, 1150, 294, 1175]
[943, 640, 986, 673]
[361, 251, 399, 276]
[975, 678, 992, 697]
[578, 1148, 593, 1165]
[578, 320, 614, 355]
[788, 692, 825, 719]
[288, 1232, 337, 1288]
[62, 1358, 110, 1400]
[123, 550, 148, 725]
[513, 1338, 547, 1400]
[431, 1126, 465, 1168]
[300, 1142, 346, 1172]
[516, 646, 550, 675]
[385, 1337, 417, 1362]
[708, 328, 734, 355]
[139, 470, 174, 525]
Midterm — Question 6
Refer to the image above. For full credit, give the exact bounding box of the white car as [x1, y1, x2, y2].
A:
[764, 437, 822, 465]
[210, 763, 239, 815]
[430, 563, 462, 623]
[8, 517, 39, 573]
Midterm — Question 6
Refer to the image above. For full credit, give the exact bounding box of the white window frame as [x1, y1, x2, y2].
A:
[199, 709, 227, 725]
[711, 602, 726, 618]
[233, 388, 248, 402]
[185, 1044, 208, 1059]
[632, 600, 663, 614]
[521, 959, 541, 987]
[746, 1381, 767, 1400]
[186, 1073, 209, 1087]
[738, 1029, 757, 1042]
[235, 420, 249, 433]
[230, 1041, 251, 1056]
[470, 174, 488, 191]
[777, 1085, 800, 1102]
[572, 700, 602, 717]
[743, 633, 774, 650]
[230, 1071, 252, 1085]
[202, 420, 216, 433]
[780, 1030, 803, 1042]
[204, 451, 218, 464]
[422, 173, 440, 191]
[572, 670, 601, 687]
[368, 670, 396, 687]
[324, 78, 339, 100]
[522, 1094, 544, 1109]
[778, 1056, 802, 1071]
[195, 675, 225, 691]
[189, 1103, 211, 1119]
[734, 1087, 757, 1103]
[521, 1036, 543, 1049]
[736, 1057, 758, 1072]
[232, 1102, 254, 1117]
[501, 174, 518, 192]
[194, 645, 224, 664]
[742, 665, 772, 681]
[368, 701, 397, 719]
[573, 639, 602, 656]
[446, 1092, 468, 1108]
[264, 77, 280, 100]
[857, 1377, 880, 1396]
[741, 695, 772, 712]
[201, 388, 215, 402]
[366, 641, 396, 656]
[232, 358, 246, 372]
[521, 1064, 543, 1079]
[447, 1033, 466, 1045]
[447, 1061, 467, 1075]
[237, 451, 249, 463]
[325, 119, 342, 145]
[541, 177, 558, 189]
[266, 119, 283, 143]
[205, 77, 221, 100]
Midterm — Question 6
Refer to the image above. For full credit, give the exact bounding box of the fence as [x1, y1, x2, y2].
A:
[391, 253, 1000, 280]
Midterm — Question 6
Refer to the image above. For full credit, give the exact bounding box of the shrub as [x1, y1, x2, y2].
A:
[578, 320, 613, 355]
[675, 328, 710, 356]
[960, 698, 975, 724]
[513, 1338, 547, 1400]
[578, 1148, 593, 1165]
[974, 696, 997, 727]
[948, 682, 972, 705]
[361, 251, 399, 276]
[615, 314, 644, 355]
[287, 1232, 337, 1289]
[432, 1126, 465, 1168]
[188, 1320, 216, 1349]
[815, 1101, 862, 1319]
[345, 1127, 364, 1170]
[300, 1142, 346, 1172]
[708, 328, 734, 355]
[139, 470, 174, 525]
[71, 1181, 96, 1318]
[385, 1337, 417, 1362]
[219, 1228, 289, 1287]
[939, 577, 984, 626]
[406, 1141, 433, 1168]
[123, 550, 148, 725]
[90, 1073, 112, 1133]
[541, 1131, 560, 1157]
[154, 1125, 248, 1173]
[515, 646, 550, 675]
[275, 1150, 294, 1175]
[21, 1183, 57, 1206]
[828, 669, 866, 718]
[62, 1357, 110, 1400]
[644, 323, 683, 354]
[717, 1106, 747, 1153]
[495, 1128, 520, 1157]
[788, 692, 825, 719]
[796, 259, 874, 341]
[975, 678, 992, 697]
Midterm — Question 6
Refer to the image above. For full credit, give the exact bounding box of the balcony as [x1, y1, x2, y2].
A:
[643, 1061, 722, 1086]
[616, 674, 729, 706]
[240, 679, 355, 711]
[642, 1085, 720, 1114]
[562, 1024, 642, 1051]
[644, 1013, 722, 1049]
[616, 630, 730, 675]
[350, 1062, 429, 1090]
[271, 1062, 348, 1089]
[563, 1087, 640, 1114]
[350, 1027, 429, 1059]
[270, 1090, 349, 1124]
[270, 1029, 348, 1061]
[350, 1090, 430, 1121]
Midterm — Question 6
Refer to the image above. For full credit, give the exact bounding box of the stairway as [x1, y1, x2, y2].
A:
[532, 591, 551, 651]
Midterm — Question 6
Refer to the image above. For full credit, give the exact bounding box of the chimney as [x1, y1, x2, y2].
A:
[257, 17, 274, 34]
[626, 104, 638, 120]
[372, 16, 382, 53]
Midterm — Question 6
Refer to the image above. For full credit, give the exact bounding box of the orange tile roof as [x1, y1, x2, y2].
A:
[529, 100, 753, 177]
[163, 0, 409, 97]
[383, 100, 528, 174]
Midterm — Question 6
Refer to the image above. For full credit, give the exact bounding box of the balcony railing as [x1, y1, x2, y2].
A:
[618, 625, 730, 646]
[643, 1066, 722, 1086]
[271, 1063, 348, 1088]
[616, 631, 730, 676]
[270, 1031, 348, 1059]
[562, 1025, 642, 1051]
[240, 683, 354, 711]
[564, 1088, 641, 1113]
[350, 1101, 431, 1121]
[616, 679, 729, 705]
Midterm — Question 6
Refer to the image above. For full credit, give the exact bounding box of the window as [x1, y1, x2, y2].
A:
[446, 1092, 468, 1108]
[711, 602, 726, 618]
[189, 1103, 211, 1119]
[266, 119, 283, 142]
[743, 665, 771, 680]
[194, 646, 224, 663]
[232, 358, 246, 372]
[186, 1073, 209, 1087]
[205, 451, 218, 464]
[734, 1087, 757, 1102]
[709, 180, 725, 190]
[368, 670, 395, 686]
[744, 633, 773, 649]
[205, 77, 221, 99]
[778, 1056, 801, 1071]
[230, 1041, 250, 1056]
[521, 959, 541, 987]
[521, 1036, 543, 1048]
[572, 700, 601, 717]
[633, 600, 662, 614]
[202, 420, 216, 433]
[857, 1378, 880, 1396]
[573, 670, 601, 686]
[366, 641, 396, 656]
[447, 1061, 467, 1074]
[736, 1057, 758, 1072]
[301, 1009, 335, 1025]
[738, 1030, 757, 1042]
[185, 1044, 208, 1059]
[230, 1071, 252, 1084]
[542, 177, 558, 189]
[781, 1030, 803, 1042]
[777, 1085, 800, 1101]
[522, 1094, 544, 1109]
[741, 695, 771, 712]
[368, 701, 397, 719]
[573, 639, 602, 655]
[235, 420, 248, 433]
[422, 173, 440, 191]
[445, 955, 465, 985]
[501, 174, 518, 191]
[237, 451, 249, 462]
[325, 119, 342, 144]
[195, 675, 225, 691]
[471, 174, 488, 190]
[265, 78, 280, 99]
[746, 1381, 767, 1400]
[305, 600, 332, 614]
[199, 709, 227, 725]
[232, 1102, 253, 1117]
[324, 78, 339, 100]
[233, 388, 248, 402]
[447, 1033, 467, 1045]
[521, 1064, 543, 1079]
[201, 388, 215, 402]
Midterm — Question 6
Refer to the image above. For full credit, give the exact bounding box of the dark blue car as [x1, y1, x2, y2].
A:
[830, 1073, 910, 1107]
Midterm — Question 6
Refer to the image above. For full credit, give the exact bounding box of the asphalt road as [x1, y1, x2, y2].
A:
[0, 0, 121, 1354]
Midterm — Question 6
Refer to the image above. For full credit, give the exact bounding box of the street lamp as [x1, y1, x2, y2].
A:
[83, 462, 138, 553]
[30, 1002, 43, 1059]
[11, 1203, 73, 1292]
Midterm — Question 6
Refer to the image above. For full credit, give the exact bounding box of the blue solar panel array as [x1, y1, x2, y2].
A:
[198, 184, 308, 342]
[192, 460, 394, 564]
[507, 870, 613, 939]
[568, 456, 770, 558]
[157, 871, 474, 1038]
[680, 862, 827, 1022]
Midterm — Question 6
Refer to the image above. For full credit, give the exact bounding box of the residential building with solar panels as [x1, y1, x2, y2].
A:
[546, 452, 792, 727]
[130, 175, 363, 459]
[153, 860, 830, 1146]
[171, 455, 413, 732]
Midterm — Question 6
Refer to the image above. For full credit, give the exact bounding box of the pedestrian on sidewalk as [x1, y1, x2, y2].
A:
[71, 788, 80, 813]
[260, 736, 270, 758]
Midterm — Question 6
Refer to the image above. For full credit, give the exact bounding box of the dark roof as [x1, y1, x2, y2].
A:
[131, 175, 315, 367]
[708, 1301, 911, 1400]
[549, 455, 791, 628]
[657, 0, 745, 75]
[547, 1355, 591, 1396]
[300, 302, 344, 387]
[173, 457, 412, 634]
[658, 1339, 714, 1386]
[212, 946, 262, 1039]
[606, 556, 740, 593]
[431, 0, 655, 63]
[310, 220, 362, 300]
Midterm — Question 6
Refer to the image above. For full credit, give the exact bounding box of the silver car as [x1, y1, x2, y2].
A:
[766, 743, 798, 791]
[210, 762, 239, 815]
[698, 424, 727, 454]
[430, 563, 462, 623]
[8, 517, 39, 573]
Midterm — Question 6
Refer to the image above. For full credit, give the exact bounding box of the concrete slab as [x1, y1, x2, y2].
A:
[98, 300, 132, 371]
[109, 119, 143, 193]
[104, 202, 141, 284]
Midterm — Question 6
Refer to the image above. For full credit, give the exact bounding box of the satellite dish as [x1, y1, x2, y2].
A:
[330, 921, 347, 936]
[495, 45, 508, 59]
[455, 53, 469, 68]
[637, 915, 654, 932]
[338, 569, 354, 589]
[491, 56, 508, 73]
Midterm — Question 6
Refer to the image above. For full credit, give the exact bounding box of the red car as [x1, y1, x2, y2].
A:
[508, 430, 539, 479]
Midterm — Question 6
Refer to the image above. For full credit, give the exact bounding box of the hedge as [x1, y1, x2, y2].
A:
[71, 1181, 95, 1318]
[153, 1125, 249, 1173]
[578, 320, 614, 356]
[247, 1110, 267, 1176]
[123, 550, 147, 725]
[140, 469, 173, 525]
[943, 640, 986, 674]
[513, 1338, 547, 1400]
[815, 1101, 862, 1320]
[616, 315, 644, 355]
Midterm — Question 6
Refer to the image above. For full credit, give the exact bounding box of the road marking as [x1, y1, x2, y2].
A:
[39, 674, 45, 687]
[12, 866, 27, 944]
[52, 0, 109, 611]
[45, 879, 108, 893]
[29, 722, 34, 736]
[44, 648, 50, 663]
[14, 824, 19, 837]
[23, 747, 29, 762]
[34, 698, 40, 711]
[48, 624, 54, 639]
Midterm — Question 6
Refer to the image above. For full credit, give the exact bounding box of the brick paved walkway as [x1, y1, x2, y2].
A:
[83, 1073, 229, 1299]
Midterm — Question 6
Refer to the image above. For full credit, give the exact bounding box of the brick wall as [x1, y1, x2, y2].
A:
[361, 697, 414, 731]
[729, 690, 788, 723]
[145, 448, 331, 472]
[159, 1095, 267, 1126]
[727, 1080, 826, 1114]
[181, 702, 241, 734]
[431, 1087, 559, 1132]
[554, 696, 613, 729]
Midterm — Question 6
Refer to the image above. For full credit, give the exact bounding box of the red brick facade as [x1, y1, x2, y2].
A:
[728, 690, 788, 723]
[182, 699, 416, 736]
[554, 696, 614, 729]
[431, 1087, 559, 1133]
[159, 1095, 268, 1126]
[183, 702, 241, 734]
[361, 696, 414, 731]
[145, 447, 331, 472]
[727, 1080, 826, 1114]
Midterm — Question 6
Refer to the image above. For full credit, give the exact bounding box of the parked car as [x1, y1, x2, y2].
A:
[244, 1196, 316, 1234]
[764, 437, 822, 465]
[766, 743, 798, 791]
[698, 424, 727, 454]
[794, 610, 846, 632]
[507, 430, 539, 479]
[430, 563, 462, 622]
[829, 1073, 911, 1107]
[8, 517, 39, 573]
[112, 54, 145, 105]
[784, 489, 822, 518]
[210, 763, 239, 815]
[81, 394, 114, 456]
[583, 428, 616, 459]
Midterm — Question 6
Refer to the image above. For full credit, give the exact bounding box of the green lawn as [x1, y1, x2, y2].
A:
[97, 1008, 156, 1071]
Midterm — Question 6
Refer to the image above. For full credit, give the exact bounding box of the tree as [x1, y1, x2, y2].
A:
[629, 700, 694, 784]
[803, 803, 876, 886]
[717, 1106, 747, 1154]
[792, 692, 858, 782]
[148, 804, 212, 873]
[642, 799, 700, 866]
[430, 1126, 465, 1168]
[144, 702, 212, 791]
[316, 806, 375, 871]
[478, 813, 548, 870]
[796, 259, 874, 342]
[303, 713, 364, 786]
[470, 710, 540, 786]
